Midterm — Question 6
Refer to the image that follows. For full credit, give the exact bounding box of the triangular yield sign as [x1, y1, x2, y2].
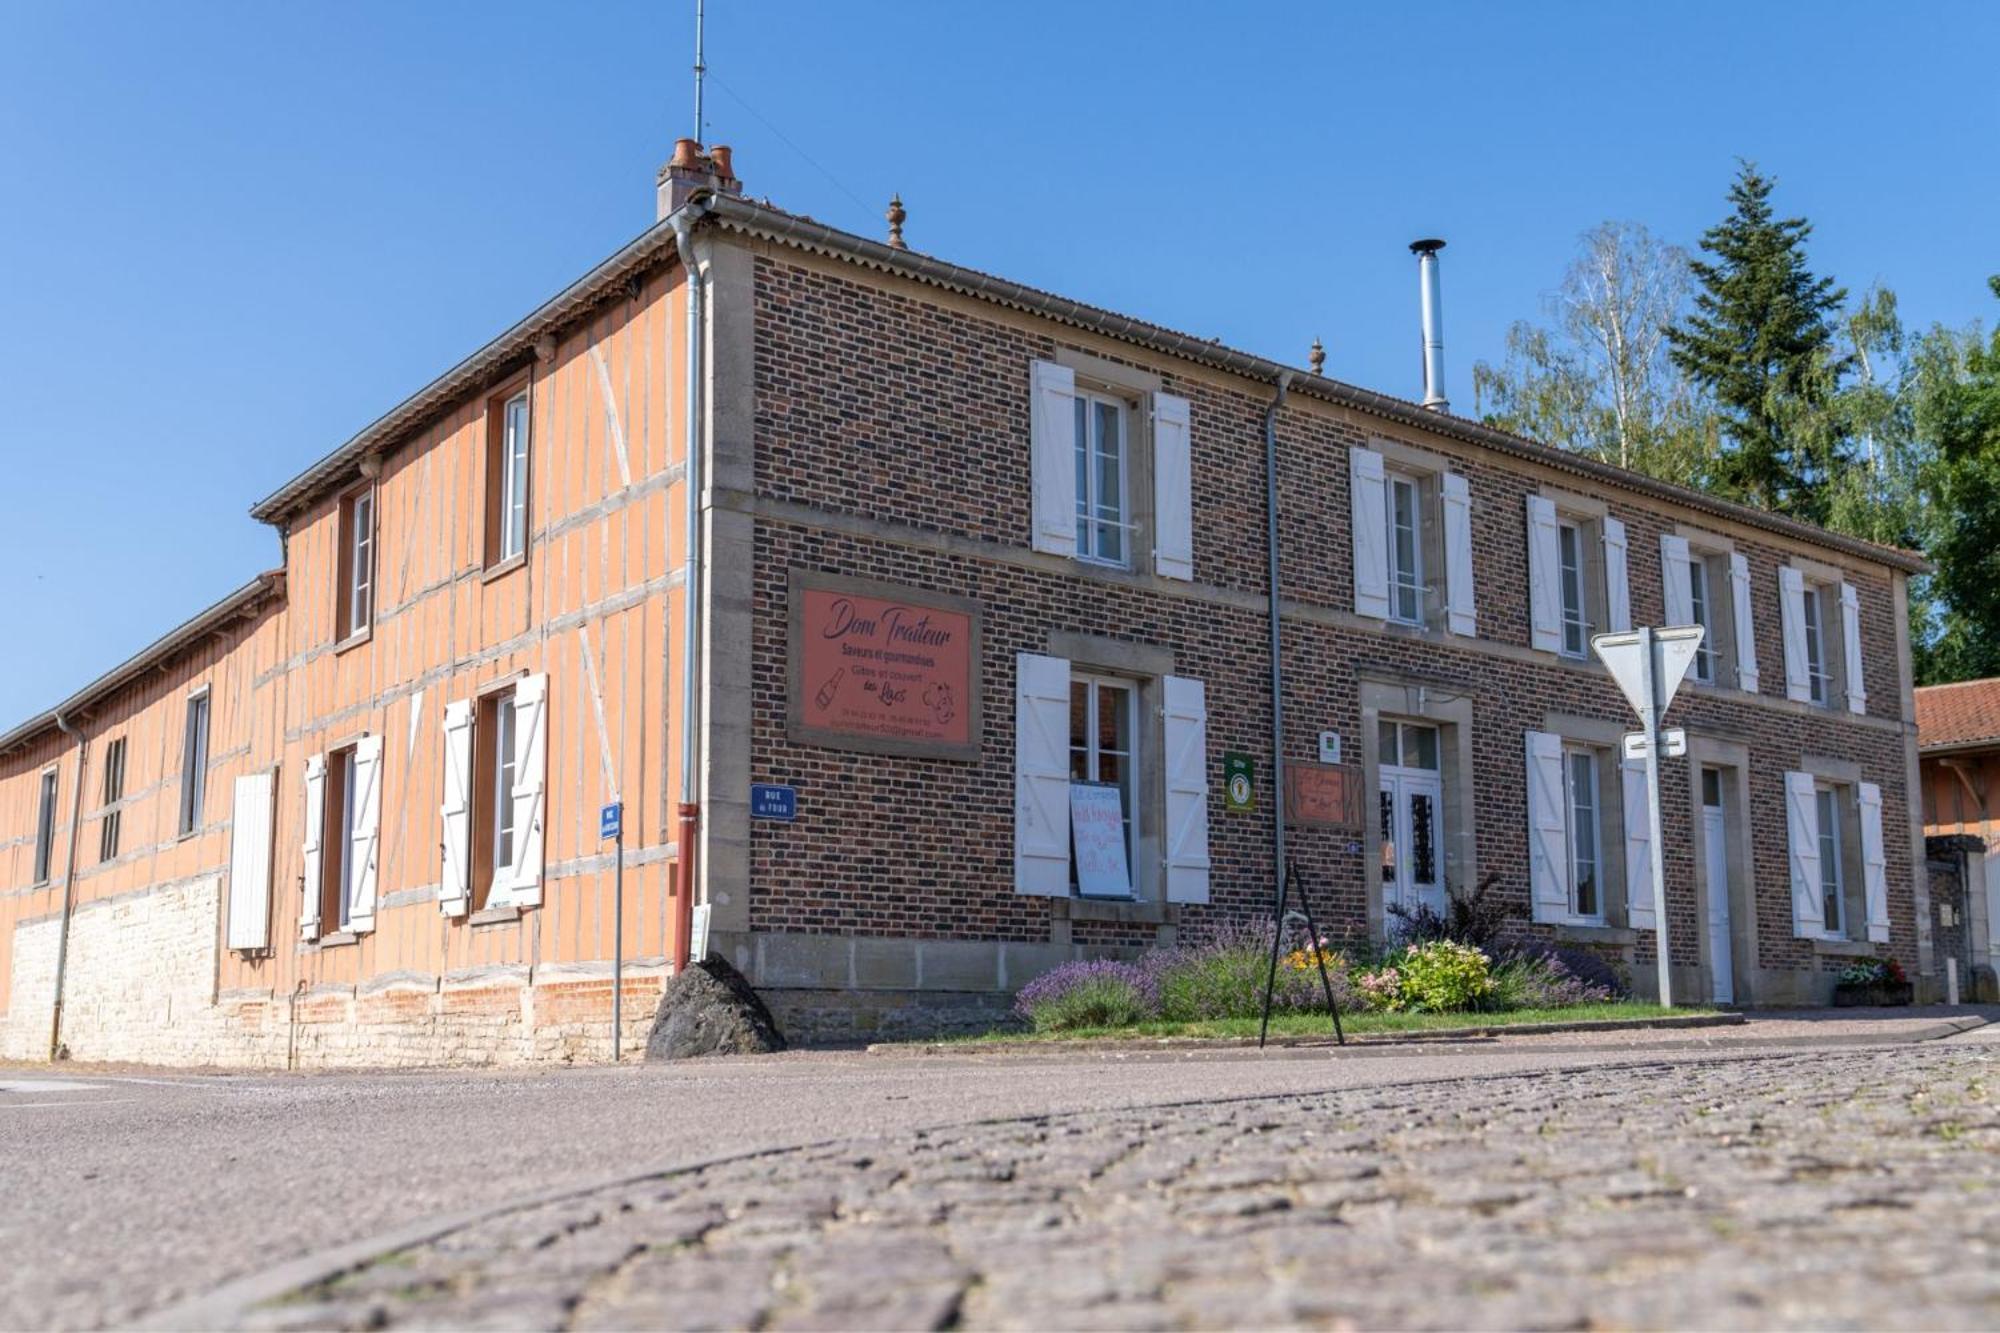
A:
[1591, 626, 1707, 721]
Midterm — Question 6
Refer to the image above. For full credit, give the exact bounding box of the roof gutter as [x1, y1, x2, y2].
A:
[0, 572, 283, 755]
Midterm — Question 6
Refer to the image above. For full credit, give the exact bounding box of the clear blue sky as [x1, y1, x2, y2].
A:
[4, 1, 1996, 725]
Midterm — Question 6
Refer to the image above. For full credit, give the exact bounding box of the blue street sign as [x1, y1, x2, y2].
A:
[750, 783, 797, 821]
[599, 801, 622, 840]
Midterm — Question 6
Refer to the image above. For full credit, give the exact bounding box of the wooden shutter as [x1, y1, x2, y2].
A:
[226, 770, 276, 951]
[1525, 495, 1563, 653]
[1029, 360, 1077, 557]
[1779, 566, 1812, 702]
[1621, 757, 1655, 931]
[1840, 582, 1867, 714]
[439, 699, 474, 917]
[1601, 516, 1631, 634]
[1660, 533, 1693, 626]
[1151, 391, 1193, 581]
[1526, 731, 1571, 922]
[1014, 652, 1072, 897]
[346, 735, 382, 933]
[1163, 675, 1211, 905]
[1349, 446, 1390, 619]
[1729, 552, 1761, 692]
[1441, 472, 1476, 637]
[1785, 770, 1825, 938]
[507, 673, 549, 907]
[1859, 781, 1890, 943]
[300, 753, 325, 941]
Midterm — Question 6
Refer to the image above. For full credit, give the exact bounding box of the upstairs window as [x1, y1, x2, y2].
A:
[336, 486, 376, 641]
[1386, 472, 1425, 625]
[1801, 584, 1831, 706]
[1556, 520, 1589, 658]
[178, 691, 210, 837]
[1072, 390, 1130, 566]
[1687, 557, 1716, 682]
[98, 736, 126, 863]
[33, 769, 58, 886]
[486, 386, 532, 568]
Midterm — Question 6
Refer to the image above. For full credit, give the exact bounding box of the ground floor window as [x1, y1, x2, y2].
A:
[1565, 747, 1603, 920]
[319, 744, 358, 930]
[1069, 674, 1136, 896]
[1816, 784, 1847, 936]
[472, 687, 520, 911]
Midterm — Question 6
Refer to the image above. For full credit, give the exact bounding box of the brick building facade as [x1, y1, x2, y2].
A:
[0, 146, 1935, 1065]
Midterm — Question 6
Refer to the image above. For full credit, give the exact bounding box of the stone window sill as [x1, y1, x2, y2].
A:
[1057, 897, 1170, 927]
[469, 905, 522, 928]
[315, 931, 359, 950]
[1813, 937, 1877, 958]
[333, 625, 373, 656]
[481, 553, 526, 583]
[1554, 923, 1636, 946]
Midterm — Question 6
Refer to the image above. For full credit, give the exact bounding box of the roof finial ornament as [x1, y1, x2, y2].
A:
[1309, 336, 1325, 376]
[886, 194, 907, 250]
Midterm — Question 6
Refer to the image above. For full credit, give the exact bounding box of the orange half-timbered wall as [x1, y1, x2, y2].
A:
[0, 260, 693, 1067]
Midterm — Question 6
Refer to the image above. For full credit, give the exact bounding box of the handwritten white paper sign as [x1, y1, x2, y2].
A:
[1070, 782, 1132, 898]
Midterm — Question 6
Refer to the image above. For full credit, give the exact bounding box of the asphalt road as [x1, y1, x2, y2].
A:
[1, 1016, 1992, 1330]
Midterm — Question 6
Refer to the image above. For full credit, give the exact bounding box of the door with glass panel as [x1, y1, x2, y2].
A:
[1701, 767, 1734, 1004]
[1069, 674, 1137, 898]
[1378, 721, 1445, 920]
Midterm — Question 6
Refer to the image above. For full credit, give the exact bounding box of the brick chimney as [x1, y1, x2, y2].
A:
[657, 139, 742, 220]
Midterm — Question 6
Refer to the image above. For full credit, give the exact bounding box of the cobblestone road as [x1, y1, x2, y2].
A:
[253, 1043, 2000, 1331]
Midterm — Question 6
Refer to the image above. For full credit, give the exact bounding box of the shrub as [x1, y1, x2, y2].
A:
[1391, 940, 1497, 1012]
[1355, 966, 1404, 1011]
[1146, 918, 1360, 1020]
[1837, 957, 1907, 987]
[1498, 941, 1627, 999]
[1385, 872, 1515, 951]
[1490, 950, 1614, 1010]
[1013, 960, 1157, 1032]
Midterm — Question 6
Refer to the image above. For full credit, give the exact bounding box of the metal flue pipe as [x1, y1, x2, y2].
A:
[1410, 238, 1448, 412]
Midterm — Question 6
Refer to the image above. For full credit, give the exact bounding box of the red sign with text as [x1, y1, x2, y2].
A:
[797, 587, 975, 749]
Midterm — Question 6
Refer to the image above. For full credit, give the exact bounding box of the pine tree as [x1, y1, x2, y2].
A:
[1666, 163, 1848, 522]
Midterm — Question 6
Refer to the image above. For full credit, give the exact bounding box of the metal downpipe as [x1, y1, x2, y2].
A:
[671, 200, 710, 973]
[49, 712, 89, 1060]
[1265, 373, 1293, 900]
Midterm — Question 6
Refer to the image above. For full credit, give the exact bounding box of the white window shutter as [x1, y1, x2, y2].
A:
[1526, 731, 1571, 922]
[1441, 472, 1476, 637]
[507, 673, 549, 907]
[1779, 566, 1812, 702]
[1840, 582, 1867, 714]
[300, 753, 325, 941]
[1163, 675, 1211, 904]
[1014, 652, 1072, 896]
[347, 734, 383, 933]
[1621, 757, 1655, 931]
[1525, 495, 1563, 653]
[1029, 360, 1077, 557]
[1785, 770, 1825, 939]
[1859, 781, 1890, 943]
[1151, 391, 1194, 581]
[1660, 534, 1694, 626]
[1729, 552, 1761, 692]
[1349, 446, 1391, 619]
[439, 699, 474, 917]
[226, 770, 276, 951]
[1601, 516, 1631, 633]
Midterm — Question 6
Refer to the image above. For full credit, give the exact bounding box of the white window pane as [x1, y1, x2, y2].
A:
[1377, 720, 1399, 767]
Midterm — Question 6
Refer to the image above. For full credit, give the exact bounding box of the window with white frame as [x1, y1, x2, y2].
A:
[494, 389, 531, 566]
[473, 687, 520, 912]
[1068, 673, 1137, 896]
[1688, 557, 1717, 682]
[318, 744, 358, 931]
[1072, 390, 1130, 566]
[1386, 472, 1424, 625]
[179, 691, 210, 837]
[1565, 746, 1603, 920]
[32, 769, 58, 886]
[1802, 584, 1832, 705]
[1557, 520, 1589, 658]
[337, 486, 375, 641]
[1815, 784, 1846, 936]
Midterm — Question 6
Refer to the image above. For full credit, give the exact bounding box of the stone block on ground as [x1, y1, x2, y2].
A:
[645, 956, 786, 1060]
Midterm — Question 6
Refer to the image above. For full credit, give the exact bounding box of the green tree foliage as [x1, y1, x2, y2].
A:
[1665, 163, 1849, 523]
[1473, 221, 1717, 488]
[1910, 281, 2000, 683]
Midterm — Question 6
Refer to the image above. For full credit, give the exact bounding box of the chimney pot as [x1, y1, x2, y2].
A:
[670, 138, 703, 169]
[708, 144, 733, 178]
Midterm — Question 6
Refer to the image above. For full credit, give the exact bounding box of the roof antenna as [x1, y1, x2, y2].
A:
[692, 0, 706, 143]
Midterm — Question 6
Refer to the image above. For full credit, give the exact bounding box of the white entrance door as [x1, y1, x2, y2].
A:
[1701, 768, 1734, 1004]
[1379, 721, 1446, 921]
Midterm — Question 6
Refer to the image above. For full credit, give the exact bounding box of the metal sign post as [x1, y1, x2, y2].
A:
[600, 801, 624, 1061]
[1591, 625, 1704, 1010]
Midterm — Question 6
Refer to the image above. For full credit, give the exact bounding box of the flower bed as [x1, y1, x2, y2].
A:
[1011, 916, 1623, 1036]
[1832, 956, 1913, 1007]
